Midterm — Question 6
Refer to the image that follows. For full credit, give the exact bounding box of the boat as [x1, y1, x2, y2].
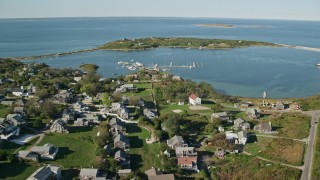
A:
[316, 63, 320, 66]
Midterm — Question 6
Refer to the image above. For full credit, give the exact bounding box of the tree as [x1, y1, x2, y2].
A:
[164, 117, 181, 137]
[25, 100, 40, 118]
[212, 104, 224, 112]
[129, 96, 139, 106]
[33, 118, 43, 130]
[101, 93, 111, 107]
[40, 100, 59, 119]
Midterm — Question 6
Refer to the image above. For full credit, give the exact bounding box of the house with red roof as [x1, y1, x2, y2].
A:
[177, 156, 198, 171]
[189, 94, 201, 106]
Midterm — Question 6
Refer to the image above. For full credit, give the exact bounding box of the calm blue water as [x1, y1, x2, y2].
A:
[1, 17, 320, 98]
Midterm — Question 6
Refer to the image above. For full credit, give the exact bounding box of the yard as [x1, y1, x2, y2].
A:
[265, 112, 310, 139]
[0, 162, 38, 180]
[126, 124, 163, 171]
[38, 126, 99, 168]
[124, 82, 153, 102]
[244, 136, 273, 155]
[159, 104, 189, 114]
[0, 104, 11, 118]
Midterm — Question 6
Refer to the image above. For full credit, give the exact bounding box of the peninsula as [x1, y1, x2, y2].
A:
[98, 37, 278, 51]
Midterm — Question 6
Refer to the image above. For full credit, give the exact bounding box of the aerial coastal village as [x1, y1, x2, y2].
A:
[1, 59, 318, 180]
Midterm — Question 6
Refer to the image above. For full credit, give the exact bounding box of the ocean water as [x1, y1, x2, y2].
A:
[1, 17, 320, 98]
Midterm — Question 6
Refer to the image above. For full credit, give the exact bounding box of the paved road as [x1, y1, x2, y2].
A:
[301, 111, 320, 180]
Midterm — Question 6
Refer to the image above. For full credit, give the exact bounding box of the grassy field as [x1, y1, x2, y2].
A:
[261, 138, 305, 166]
[38, 126, 99, 168]
[124, 89, 153, 102]
[312, 117, 320, 179]
[244, 136, 273, 155]
[266, 112, 310, 139]
[0, 104, 11, 118]
[126, 124, 163, 171]
[210, 154, 301, 180]
[0, 162, 38, 180]
[159, 104, 189, 114]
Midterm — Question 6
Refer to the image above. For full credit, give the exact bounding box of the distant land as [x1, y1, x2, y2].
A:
[196, 24, 235, 28]
[3, 37, 320, 61]
[99, 37, 278, 51]
[196, 24, 272, 29]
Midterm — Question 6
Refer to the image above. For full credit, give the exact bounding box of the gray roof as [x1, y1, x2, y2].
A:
[79, 168, 98, 177]
[6, 114, 23, 120]
[29, 167, 52, 180]
[237, 131, 247, 139]
[14, 107, 24, 113]
[167, 135, 185, 146]
[234, 118, 244, 125]
[242, 122, 250, 127]
[118, 169, 132, 174]
[246, 108, 258, 114]
[114, 134, 129, 144]
[175, 147, 195, 154]
[17, 150, 31, 158]
[114, 150, 126, 159]
[148, 174, 175, 180]
[259, 122, 272, 132]
[109, 118, 125, 127]
[213, 112, 228, 117]
[30, 144, 53, 153]
[12, 88, 24, 93]
[145, 168, 163, 176]
[27, 165, 60, 180]
[15, 99, 25, 106]
[122, 84, 134, 88]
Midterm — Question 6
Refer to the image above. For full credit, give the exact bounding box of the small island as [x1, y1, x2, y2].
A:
[98, 37, 278, 51]
[196, 24, 235, 28]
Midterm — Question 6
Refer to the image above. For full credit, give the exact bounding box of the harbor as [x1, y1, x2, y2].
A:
[117, 60, 204, 71]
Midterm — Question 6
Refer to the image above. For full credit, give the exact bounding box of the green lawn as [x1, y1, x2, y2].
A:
[159, 104, 189, 114]
[133, 82, 151, 89]
[124, 89, 153, 101]
[38, 126, 99, 168]
[0, 104, 11, 118]
[126, 124, 163, 171]
[245, 136, 305, 166]
[244, 136, 273, 155]
[0, 162, 38, 180]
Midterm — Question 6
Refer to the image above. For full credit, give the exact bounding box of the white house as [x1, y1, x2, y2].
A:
[225, 131, 247, 145]
[189, 94, 201, 106]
